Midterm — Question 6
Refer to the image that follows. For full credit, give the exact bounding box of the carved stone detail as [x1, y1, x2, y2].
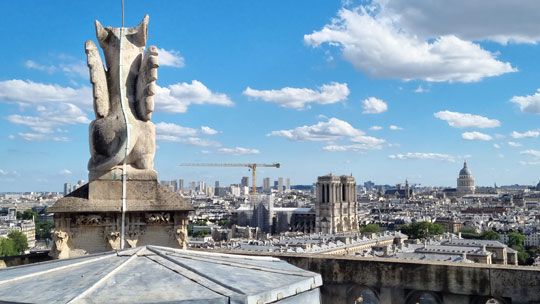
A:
[145, 212, 170, 224]
[105, 230, 121, 250]
[51, 230, 71, 259]
[75, 214, 102, 226]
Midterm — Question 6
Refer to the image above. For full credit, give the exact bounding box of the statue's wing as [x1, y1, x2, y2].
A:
[85, 40, 109, 118]
[136, 45, 159, 121]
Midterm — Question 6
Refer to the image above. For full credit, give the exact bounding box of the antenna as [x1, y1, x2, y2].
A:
[121, 0, 125, 27]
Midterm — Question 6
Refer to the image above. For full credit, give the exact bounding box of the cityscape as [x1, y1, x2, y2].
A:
[1, 1, 540, 303]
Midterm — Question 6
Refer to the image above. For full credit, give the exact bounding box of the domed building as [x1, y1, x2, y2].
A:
[457, 161, 475, 196]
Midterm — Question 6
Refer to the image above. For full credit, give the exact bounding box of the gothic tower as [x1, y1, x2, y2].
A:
[315, 174, 358, 234]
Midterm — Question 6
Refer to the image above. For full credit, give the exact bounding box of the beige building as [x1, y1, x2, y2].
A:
[315, 175, 358, 234]
[457, 161, 475, 196]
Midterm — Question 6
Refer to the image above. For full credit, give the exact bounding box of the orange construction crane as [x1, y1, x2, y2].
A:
[179, 163, 281, 195]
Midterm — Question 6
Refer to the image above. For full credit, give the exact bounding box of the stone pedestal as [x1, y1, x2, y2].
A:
[48, 169, 193, 259]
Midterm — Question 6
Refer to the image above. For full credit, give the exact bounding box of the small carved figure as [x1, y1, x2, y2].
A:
[145, 212, 170, 224]
[75, 214, 102, 225]
[174, 227, 187, 249]
[52, 230, 70, 259]
[106, 231, 121, 250]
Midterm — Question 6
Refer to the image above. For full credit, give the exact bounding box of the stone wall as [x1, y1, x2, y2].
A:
[216, 250, 540, 304]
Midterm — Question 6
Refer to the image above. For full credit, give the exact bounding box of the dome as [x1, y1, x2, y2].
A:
[459, 161, 471, 176]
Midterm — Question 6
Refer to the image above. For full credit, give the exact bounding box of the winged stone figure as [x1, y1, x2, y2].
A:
[85, 15, 158, 178]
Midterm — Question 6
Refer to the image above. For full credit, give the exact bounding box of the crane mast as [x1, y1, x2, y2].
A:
[179, 163, 281, 195]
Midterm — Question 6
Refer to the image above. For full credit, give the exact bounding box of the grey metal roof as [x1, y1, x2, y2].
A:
[0, 245, 322, 304]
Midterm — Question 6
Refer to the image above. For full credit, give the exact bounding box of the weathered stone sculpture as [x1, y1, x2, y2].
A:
[86, 15, 157, 178]
[49, 16, 192, 259]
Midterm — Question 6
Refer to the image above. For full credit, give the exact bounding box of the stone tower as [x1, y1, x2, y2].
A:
[457, 161, 475, 196]
[315, 174, 358, 234]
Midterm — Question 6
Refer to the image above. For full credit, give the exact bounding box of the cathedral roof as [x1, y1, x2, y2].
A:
[0, 246, 322, 303]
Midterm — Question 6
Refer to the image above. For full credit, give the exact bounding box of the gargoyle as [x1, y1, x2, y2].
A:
[85, 15, 158, 176]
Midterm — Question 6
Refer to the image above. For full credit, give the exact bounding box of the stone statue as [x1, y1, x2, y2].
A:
[49, 15, 193, 259]
[85, 15, 158, 177]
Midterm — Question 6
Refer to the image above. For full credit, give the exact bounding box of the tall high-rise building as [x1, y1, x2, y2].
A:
[63, 183, 72, 196]
[457, 161, 475, 196]
[241, 176, 249, 188]
[285, 178, 290, 191]
[178, 179, 184, 191]
[197, 181, 206, 192]
[263, 177, 271, 192]
[315, 174, 358, 234]
[215, 181, 220, 189]
[278, 177, 284, 193]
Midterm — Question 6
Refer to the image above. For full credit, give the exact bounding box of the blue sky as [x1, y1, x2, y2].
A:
[1, 0, 540, 192]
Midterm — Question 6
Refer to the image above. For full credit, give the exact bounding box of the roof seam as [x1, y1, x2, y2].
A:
[66, 248, 140, 303]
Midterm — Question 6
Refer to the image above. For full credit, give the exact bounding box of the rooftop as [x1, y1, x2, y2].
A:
[0, 246, 322, 303]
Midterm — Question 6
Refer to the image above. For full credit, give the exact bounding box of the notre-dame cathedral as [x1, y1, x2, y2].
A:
[315, 174, 358, 234]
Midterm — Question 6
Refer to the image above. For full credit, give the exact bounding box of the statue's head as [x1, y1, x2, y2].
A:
[94, 15, 149, 69]
[53, 230, 68, 248]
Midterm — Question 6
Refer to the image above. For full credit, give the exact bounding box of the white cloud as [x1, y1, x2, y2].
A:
[511, 130, 540, 139]
[155, 122, 198, 137]
[519, 160, 540, 166]
[269, 117, 385, 150]
[362, 97, 388, 114]
[389, 125, 403, 131]
[268, 117, 363, 141]
[521, 149, 540, 158]
[59, 169, 72, 176]
[304, 7, 515, 83]
[156, 135, 220, 147]
[243, 82, 349, 109]
[388, 152, 458, 162]
[0, 169, 20, 179]
[157, 48, 185, 68]
[370, 125, 382, 131]
[376, 0, 540, 44]
[156, 80, 233, 113]
[434, 111, 500, 128]
[155, 122, 220, 147]
[414, 85, 428, 93]
[462, 131, 492, 141]
[0, 80, 91, 141]
[511, 90, 540, 114]
[0, 79, 91, 107]
[493, 144, 501, 149]
[218, 147, 260, 155]
[323, 143, 382, 152]
[18, 132, 69, 142]
[25, 60, 56, 74]
[25, 59, 87, 78]
[200, 126, 218, 135]
[508, 141, 522, 147]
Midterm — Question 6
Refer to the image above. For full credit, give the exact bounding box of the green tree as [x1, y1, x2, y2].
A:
[217, 219, 230, 228]
[400, 222, 444, 239]
[480, 230, 500, 240]
[7, 230, 28, 254]
[21, 209, 38, 220]
[36, 221, 54, 240]
[360, 224, 381, 234]
[0, 238, 18, 256]
[507, 232, 525, 248]
[506, 232, 530, 265]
